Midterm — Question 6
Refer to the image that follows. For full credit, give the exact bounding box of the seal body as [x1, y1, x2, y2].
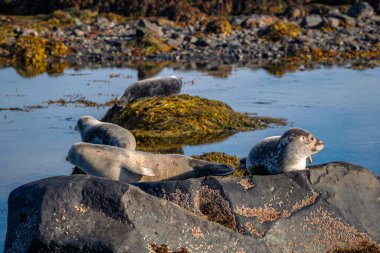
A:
[67, 142, 234, 183]
[119, 76, 182, 105]
[76, 116, 136, 149]
[246, 128, 324, 174]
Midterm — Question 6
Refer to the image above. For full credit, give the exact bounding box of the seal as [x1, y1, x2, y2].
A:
[66, 142, 235, 183]
[75, 116, 136, 149]
[246, 128, 324, 174]
[119, 76, 182, 105]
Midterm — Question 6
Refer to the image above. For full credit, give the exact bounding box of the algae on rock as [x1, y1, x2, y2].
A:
[106, 94, 286, 152]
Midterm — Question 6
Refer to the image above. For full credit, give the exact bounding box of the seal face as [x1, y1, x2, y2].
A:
[66, 142, 234, 183]
[119, 76, 182, 105]
[246, 128, 324, 174]
[75, 116, 136, 149]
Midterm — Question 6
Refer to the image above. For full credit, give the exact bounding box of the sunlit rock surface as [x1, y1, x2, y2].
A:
[5, 162, 380, 252]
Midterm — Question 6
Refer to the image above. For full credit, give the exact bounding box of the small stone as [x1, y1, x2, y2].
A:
[327, 14, 356, 27]
[302, 15, 323, 28]
[324, 17, 340, 28]
[347, 2, 374, 20]
[73, 29, 85, 37]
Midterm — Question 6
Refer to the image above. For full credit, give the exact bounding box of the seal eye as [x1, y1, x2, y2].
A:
[310, 137, 315, 141]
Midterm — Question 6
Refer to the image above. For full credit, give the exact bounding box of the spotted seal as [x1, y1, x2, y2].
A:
[119, 76, 182, 105]
[75, 116, 136, 149]
[246, 128, 324, 174]
[66, 142, 234, 183]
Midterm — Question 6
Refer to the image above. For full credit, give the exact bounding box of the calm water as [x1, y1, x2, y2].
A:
[1, 66, 380, 250]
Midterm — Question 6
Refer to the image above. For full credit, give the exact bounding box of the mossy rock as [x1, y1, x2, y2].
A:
[131, 34, 173, 56]
[106, 94, 286, 152]
[205, 18, 232, 36]
[13, 36, 47, 67]
[258, 21, 301, 41]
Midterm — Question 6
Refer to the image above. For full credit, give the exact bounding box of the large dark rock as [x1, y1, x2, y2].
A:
[5, 162, 380, 252]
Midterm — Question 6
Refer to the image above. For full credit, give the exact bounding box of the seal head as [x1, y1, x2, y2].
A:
[247, 128, 324, 174]
[75, 116, 137, 149]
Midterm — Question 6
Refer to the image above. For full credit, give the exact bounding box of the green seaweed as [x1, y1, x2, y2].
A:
[109, 94, 286, 152]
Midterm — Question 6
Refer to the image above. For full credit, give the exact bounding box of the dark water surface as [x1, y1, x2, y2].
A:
[1, 66, 380, 250]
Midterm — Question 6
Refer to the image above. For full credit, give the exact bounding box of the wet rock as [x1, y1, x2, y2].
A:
[347, 2, 374, 20]
[302, 14, 323, 28]
[5, 163, 380, 252]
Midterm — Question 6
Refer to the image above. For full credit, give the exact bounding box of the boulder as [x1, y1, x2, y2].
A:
[347, 2, 374, 20]
[5, 162, 380, 252]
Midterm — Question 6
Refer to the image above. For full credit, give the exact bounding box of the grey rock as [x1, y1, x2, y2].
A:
[230, 15, 246, 26]
[5, 163, 380, 253]
[327, 13, 356, 27]
[324, 17, 340, 28]
[365, 33, 380, 43]
[347, 2, 374, 20]
[302, 15, 323, 28]
[136, 19, 164, 38]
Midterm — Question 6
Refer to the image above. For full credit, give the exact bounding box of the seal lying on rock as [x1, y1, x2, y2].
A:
[246, 128, 324, 174]
[118, 76, 182, 105]
[66, 142, 234, 183]
[75, 116, 136, 149]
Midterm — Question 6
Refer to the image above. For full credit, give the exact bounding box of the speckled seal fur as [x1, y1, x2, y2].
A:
[246, 128, 324, 174]
[66, 142, 235, 183]
[76, 116, 136, 149]
[119, 76, 182, 105]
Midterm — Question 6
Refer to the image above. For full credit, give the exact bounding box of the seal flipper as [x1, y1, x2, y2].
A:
[121, 160, 155, 176]
[193, 163, 235, 177]
[306, 156, 312, 165]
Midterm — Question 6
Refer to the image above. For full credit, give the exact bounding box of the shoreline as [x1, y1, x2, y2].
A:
[0, 2, 379, 77]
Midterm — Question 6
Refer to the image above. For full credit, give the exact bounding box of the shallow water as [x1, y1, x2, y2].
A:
[1, 66, 380, 250]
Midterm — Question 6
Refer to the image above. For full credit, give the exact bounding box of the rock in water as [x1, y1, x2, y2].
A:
[5, 162, 380, 252]
[119, 76, 182, 105]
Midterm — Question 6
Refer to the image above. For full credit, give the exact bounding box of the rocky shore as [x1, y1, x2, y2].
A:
[0, 1, 380, 77]
[5, 163, 380, 252]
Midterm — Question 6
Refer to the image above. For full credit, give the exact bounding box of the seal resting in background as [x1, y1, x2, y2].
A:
[76, 116, 136, 149]
[119, 76, 182, 105]
[246, 128, 324, 174]
[66, 142, 235, 183]
[102, 76, 182, 121]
